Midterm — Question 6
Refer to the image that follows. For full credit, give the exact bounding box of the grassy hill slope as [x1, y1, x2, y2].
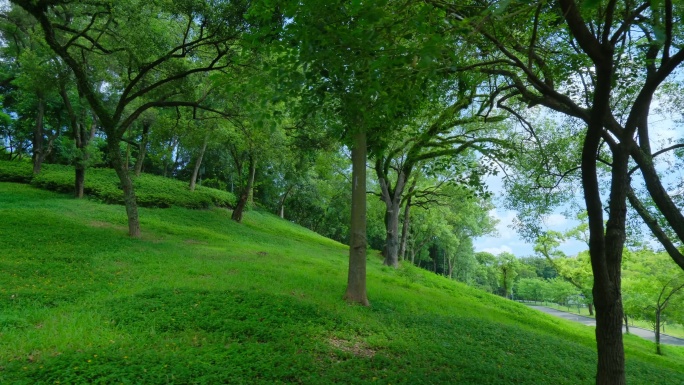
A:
[1, 182, 682, 384]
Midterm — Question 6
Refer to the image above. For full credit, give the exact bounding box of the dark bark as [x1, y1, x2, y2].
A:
[231, 156, 256, 222]
[32, 93, 45, 174]
[567, 20, 626, 378]
[59, 81, 93, 198]
[421, 1, 678, 379]
[75, 164, 86, 198]
[382, 200, 401, 267]
[108, 139, 141, 237]
[623, 314, 629, 334]
[125, 142, 130, 171]
[398, 194, 412, 261]
[73, 119, 98, 198]
[626, 186, 684, 270]
[343, 130, 369, 306]
[134, 121, 151, 177]
[189, 133, 209, 191]
[375, 158, 407, 268]
[501, 267, 510, 298]
[584, 128, 627, 385]
[588, 302, 594, 316]
[655, 310, 662, 355]
[631, 149, 684, 260]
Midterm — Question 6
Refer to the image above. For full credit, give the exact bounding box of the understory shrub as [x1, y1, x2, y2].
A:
[0, 160, 236, 209]
[0, 160, 32, 183]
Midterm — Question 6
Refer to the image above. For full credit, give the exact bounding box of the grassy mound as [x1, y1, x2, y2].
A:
[1, 183, 682, 384]
[0, 160, 236, 209]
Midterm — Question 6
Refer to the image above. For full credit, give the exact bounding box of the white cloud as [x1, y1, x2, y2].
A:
[480, 245, 513, 255]
[544, 214, 568, 227]
[559, 238, 588, 256]
[489, 209, 517, 240]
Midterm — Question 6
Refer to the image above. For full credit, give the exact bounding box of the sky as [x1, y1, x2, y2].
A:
[473, 105, 682, 259]
[472, 173, 587, 258]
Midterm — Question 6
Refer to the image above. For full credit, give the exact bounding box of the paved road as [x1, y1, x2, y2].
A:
[528, 305, 684, 346]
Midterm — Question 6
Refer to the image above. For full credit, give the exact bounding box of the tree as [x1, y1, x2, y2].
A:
[545, 277, 581, 309]
[424, 2, 684, 382]
[473, 251, 500, 293]
[396, 173, 495, 281]
[216, 58, 289, 223]
[623, 250, 684, 355]
[57, 70, 99, 197]
[534, 230, 595, 315]
[0, 6, 66, 173]
[496, 252, 519, 299]
[515, 277, 548, 303]
[13, 0, 250, 237]
[275, 150, 352, 243]
[518, 256, 558, 280]
[282, 0, 445, 305]
[373, 91, 507, 268]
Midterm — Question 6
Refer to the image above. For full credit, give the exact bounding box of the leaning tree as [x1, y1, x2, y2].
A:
[12, 0, 250, 236]
[424, 1, 684, 383]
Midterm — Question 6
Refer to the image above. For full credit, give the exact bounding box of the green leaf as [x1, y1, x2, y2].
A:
[581, 0, 602, 9]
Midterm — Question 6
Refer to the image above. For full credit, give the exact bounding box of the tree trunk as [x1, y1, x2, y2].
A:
[125, 142, 130, 171]
[108, 138, 141, 237]
[278, 185, 295, 219]
[162, 137, 176, 178]
[75, 163, 86, 198]
[231, 156, 256, 222]
[569, 40, 626, 381]
[447, 257, 454, 278]
[591, 143, 628, 385]
[134, 121, 151, 177]
[343, 130, 369, 306]
[189, 133, 209, 191]
[60, 83, 93, 198]
[32, 93, 45, 174]
[382, 200, 401, 268]
[74, 119, 98, 198]
[588, 302, 594, 316]
[623, 313, 629, 334]
[502, 269, 509, 298]
[398, 196, 412, 261]
[375, 159, 408, 268]
[655, 309, 662, 355]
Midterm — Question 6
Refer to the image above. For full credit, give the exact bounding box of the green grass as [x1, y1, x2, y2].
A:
[1, 182, 683, 384]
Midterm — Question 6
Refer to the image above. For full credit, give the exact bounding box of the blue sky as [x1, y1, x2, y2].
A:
[472, 173, 587, 258]
[473, 106, 682, 259]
